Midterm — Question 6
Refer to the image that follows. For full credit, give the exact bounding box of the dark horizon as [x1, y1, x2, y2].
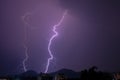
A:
[0, 67, 114, 76]
[0, 67, 116, 80]
[0, 0, 120, 75]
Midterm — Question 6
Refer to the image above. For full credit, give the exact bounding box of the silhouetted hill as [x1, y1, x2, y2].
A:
[0, 68, 114, 80]
[50, 68, 80, 78]
[19, 70, 38, 77]
[19, 69, 80, 78]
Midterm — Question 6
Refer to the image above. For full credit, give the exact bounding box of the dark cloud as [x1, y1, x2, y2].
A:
[57, 0, 120, 72]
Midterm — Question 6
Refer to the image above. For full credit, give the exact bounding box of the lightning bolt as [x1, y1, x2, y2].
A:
[45, 10, 68, 73]
[22, 13, 31, 72]
[23, 26, 28, 72]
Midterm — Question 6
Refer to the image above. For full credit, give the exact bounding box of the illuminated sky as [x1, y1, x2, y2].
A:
[0, 0, 120, 75]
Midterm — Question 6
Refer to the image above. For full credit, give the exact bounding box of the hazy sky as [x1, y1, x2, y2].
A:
[0, 0, 120, 75]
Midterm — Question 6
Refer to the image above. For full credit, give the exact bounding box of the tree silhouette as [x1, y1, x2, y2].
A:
[80, 66, 113, 80]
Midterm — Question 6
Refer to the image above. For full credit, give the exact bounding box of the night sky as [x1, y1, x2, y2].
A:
[0, 0, 120, 75]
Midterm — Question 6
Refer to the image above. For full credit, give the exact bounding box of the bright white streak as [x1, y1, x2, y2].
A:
[45, 10, 67, 73]
[23, 27, 28, 72]
[22, 13, 31, 72]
